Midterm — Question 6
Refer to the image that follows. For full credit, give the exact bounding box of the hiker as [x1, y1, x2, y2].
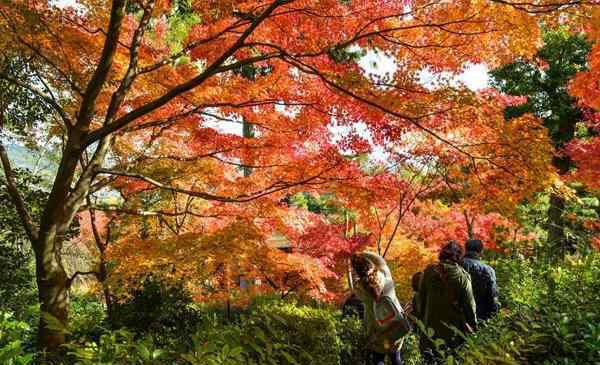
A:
[462, 239, 500, 321]
[351, 252, 411, 365]
[417, 241, 477, 364]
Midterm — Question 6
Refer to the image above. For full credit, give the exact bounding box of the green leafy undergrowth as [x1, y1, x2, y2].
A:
[58, 297, 364, 365]
[456, 253, 600, 365]
[0, 312, 35, 365]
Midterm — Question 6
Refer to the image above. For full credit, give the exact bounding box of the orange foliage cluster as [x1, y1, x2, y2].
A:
[568, 7, 600, 191]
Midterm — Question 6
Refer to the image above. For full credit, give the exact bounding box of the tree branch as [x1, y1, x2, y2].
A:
[84, 204, 223, 218]
[76, 0, 127, 128]
[0, 142, 38, 242]
[103, 1, 154, 125]
[66, 270, 99, 288]
[0, 72, 73, 128]
[489, 0, 585, 14]
[84, 0, 290, 145]
[86, 196, 105, 249]
[96, 163, 338, 203]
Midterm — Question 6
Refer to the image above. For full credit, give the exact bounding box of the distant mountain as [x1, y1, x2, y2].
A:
[3, 143, 122, 203]
[5, 143, 58, 185]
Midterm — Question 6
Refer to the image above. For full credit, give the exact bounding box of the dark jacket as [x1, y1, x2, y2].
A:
[418, 262, 477, 349]
[462, 252, 499, 321]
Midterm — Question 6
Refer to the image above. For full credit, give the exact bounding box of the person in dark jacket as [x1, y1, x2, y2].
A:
[462, 239, 499, 321]
[418, 241, 477, 364]
[409, 271, 423, 320]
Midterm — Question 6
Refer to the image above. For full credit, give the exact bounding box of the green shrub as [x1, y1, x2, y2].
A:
[61, 297, 366, 365]
[184, 298, 364, 365]
[66, 328, 169, 365]
[455, 253, 600, 365]
[0, 242, 36, 316]
[70, 293, 106, 341]
[110, 276, 202, 348]
[249, 300, 345, 364]
[0, 311, 36, 364]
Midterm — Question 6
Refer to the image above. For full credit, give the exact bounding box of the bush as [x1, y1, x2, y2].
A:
[62, 297, 365, 365]
[183, 298, 364, 365]
[0, 242, 36, 315]
[66, 328, 168, 365]
[69, 293, 107, 342]
[455, 253, 600, 365]
[0, 311, 36, 364]
[110, 276, 202, 347]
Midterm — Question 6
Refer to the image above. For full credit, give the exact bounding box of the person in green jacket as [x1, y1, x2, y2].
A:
[351, 252, 411, 365]
[417, 241, 477, 364]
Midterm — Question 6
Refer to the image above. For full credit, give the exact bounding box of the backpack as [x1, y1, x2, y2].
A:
[373, 282, 413, 346]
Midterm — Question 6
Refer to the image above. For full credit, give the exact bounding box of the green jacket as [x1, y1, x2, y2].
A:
[417, 262, 477, 348]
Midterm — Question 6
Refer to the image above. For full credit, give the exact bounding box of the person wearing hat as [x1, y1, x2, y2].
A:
[462, 239, 499, 321]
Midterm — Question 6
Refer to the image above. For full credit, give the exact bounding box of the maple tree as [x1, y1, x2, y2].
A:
[0, 0, 597, 357]
[568, 8, 600, 192]
[566, 7, 600, 250]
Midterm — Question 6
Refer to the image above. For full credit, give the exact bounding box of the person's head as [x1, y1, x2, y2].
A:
[465, 239, 484, 254]
[439, 240, 463, 264]
[411, 271, 423, 292]
[351, 253, 383, 298]
[351, 253, 373, 279]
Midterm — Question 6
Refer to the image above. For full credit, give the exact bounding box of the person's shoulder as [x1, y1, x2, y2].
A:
[423, 263, 439, 276]
[462, 258, 475, 272]
[464, 257, 490, 272]
[448, 263, 471, 280]
[463, 257, 477, 266]
[377, 294, 403, 316]
[481, 261, 496, 276]
[469, 258, 494, 271]
[456, 264, 471, 277]
[420, 264, 440, 284]
[378, 294, 398, 307]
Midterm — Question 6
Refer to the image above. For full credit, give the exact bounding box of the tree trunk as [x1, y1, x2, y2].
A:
[33, 136, 112, 355]
[547, 192, 567, 254]
[98, 258, 113, 321]
[548, 155, 571, 255]
[34, 235, 69, 359]
[463, 209, 474, 240]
